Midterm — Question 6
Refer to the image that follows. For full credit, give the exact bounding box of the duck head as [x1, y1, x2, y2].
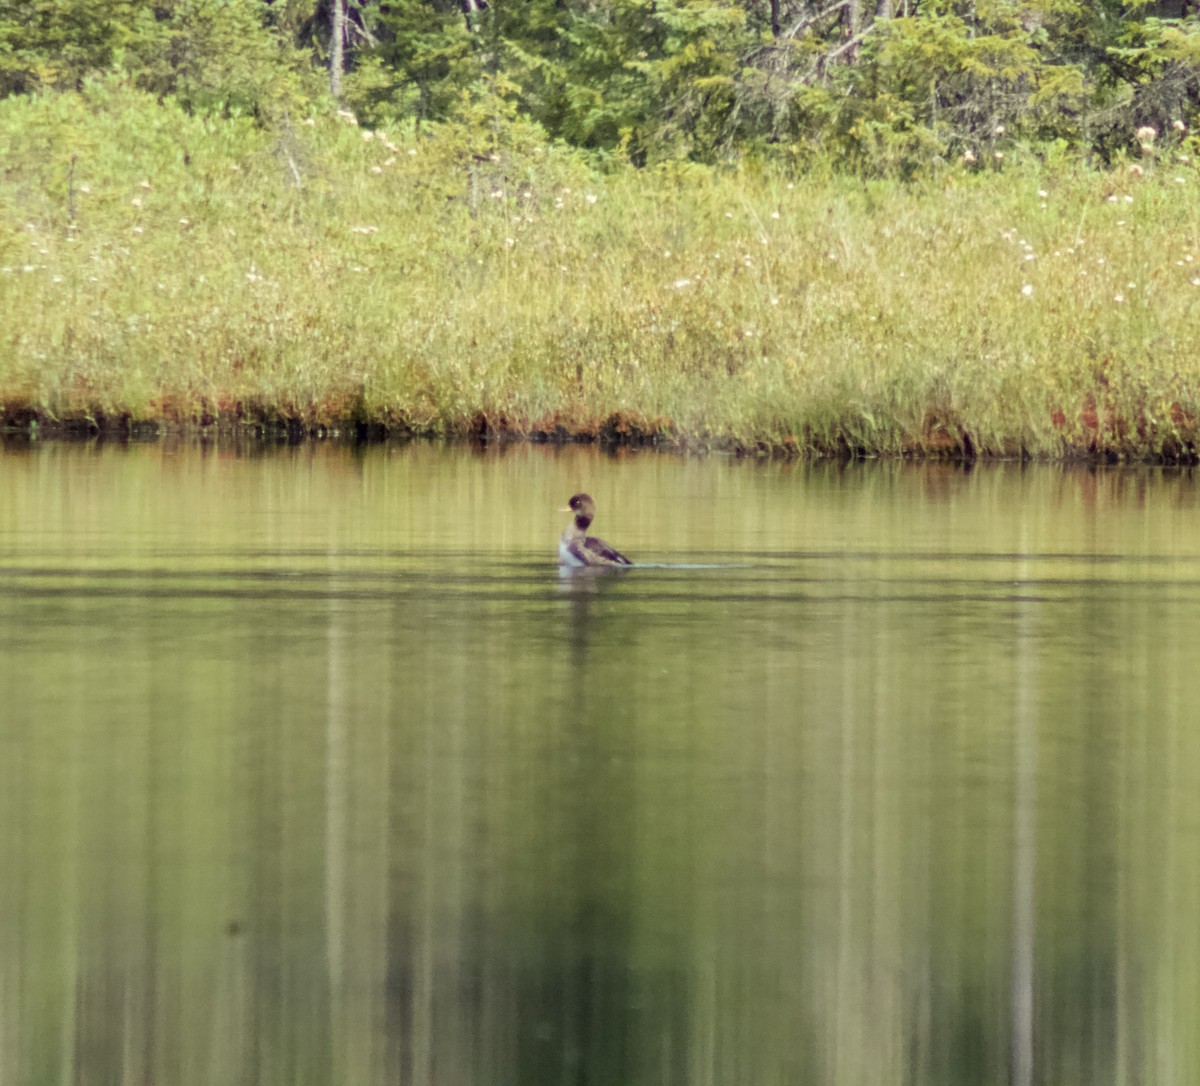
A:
[562, 493, 596, 530]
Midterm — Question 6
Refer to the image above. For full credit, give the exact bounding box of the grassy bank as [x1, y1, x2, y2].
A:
[4, 82, 1200, 458]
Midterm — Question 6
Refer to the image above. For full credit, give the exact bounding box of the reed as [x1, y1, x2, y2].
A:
[3, 83, 1200, 458]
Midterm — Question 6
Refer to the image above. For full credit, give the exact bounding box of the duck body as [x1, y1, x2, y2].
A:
[559, 494, 632, 568]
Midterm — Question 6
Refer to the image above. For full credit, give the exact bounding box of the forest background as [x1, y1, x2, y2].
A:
[3, 1, 1200, 457]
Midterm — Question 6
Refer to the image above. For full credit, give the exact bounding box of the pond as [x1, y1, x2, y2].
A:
[2, 439, 1199, 1086]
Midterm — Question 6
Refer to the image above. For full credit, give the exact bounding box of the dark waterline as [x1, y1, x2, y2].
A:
[2, 443, 1200, 1086]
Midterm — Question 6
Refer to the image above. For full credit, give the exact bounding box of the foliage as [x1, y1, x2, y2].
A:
[3, 0, 1199, 170]
[0, 0, 310, 116]
[522, 0, 750, 163]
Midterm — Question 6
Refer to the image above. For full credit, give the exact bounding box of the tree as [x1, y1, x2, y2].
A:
[330, 0, 345, 96]
[0, 0, 155, 95]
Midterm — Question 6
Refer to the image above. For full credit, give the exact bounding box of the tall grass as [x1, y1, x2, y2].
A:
[3, 81, 1200, 458]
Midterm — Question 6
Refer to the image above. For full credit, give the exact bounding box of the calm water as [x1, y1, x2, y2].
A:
[2, 440, 1200, 1086]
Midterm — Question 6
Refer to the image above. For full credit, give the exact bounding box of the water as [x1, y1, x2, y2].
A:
[2, 439, 1200, 1086]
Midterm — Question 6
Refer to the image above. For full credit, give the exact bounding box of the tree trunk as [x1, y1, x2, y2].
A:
[842, 0, 862, 39]
[461, 0, 489, 31]
[330, 0, 346, 100]
[876, 0, 894, 16]
[769, 0, 781, 37]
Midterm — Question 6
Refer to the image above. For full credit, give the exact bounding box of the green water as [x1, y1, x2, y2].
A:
[2, 440, 1199, 1086]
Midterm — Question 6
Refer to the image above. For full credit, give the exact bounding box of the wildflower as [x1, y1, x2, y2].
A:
[770, 297, 779, 306]
[671, 278, 692, 289]
[131, 197, 142, 208]
[407, 149, 417, 156]
[724, 212, 733, 219]
[1123, 194, 1133, 203]
[505, 237, 515, 248]
[994, 151, 1004, 161]
[1175, 177, 1187, 184]
[139, 179, 152, 189]
[303, 117, 316, 126]
[362, 131, 374, 142]
[132, 226, 143, 236]
[336, 109, 358, 125]
[1129, 164, 1144, 176]
[1191, 278, 1200, 287]
[1113, 293, 1126, 303]
[1037, 189, 1048, 198]
[350, 225, 378, 235]
[1174, 119, 1187, 132]
[1106, 194, 1119, 203]
[1136, 125, 1157, 144]
[490, 190, 504, 200]
[79, 183, 91, 194]
[770, 211, 780, 220]
[383, 156, 396, 167]
[1021, 284, 1033, 297]
[370, 165, 383, 175]
[1178, 155, 1191, 164]
[179, 218, 190, 227]
[961, 150, 977, 164]
[585, 194, 598, 204]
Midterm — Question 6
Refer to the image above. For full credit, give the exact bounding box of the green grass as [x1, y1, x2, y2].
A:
[4, 81, 1200, 458]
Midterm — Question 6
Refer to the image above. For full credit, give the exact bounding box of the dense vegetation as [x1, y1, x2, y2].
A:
[3, 2, 1200, 457]
[3, 1, 1200, 169]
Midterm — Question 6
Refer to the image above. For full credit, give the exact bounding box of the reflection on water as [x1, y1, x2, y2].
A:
[2, 440, 1200, 1085]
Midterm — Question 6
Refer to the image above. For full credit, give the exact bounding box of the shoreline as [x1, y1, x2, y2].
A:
[3, 407, 1196, 465]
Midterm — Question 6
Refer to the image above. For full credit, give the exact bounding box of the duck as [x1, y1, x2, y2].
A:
[559, 493, 633, 568]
